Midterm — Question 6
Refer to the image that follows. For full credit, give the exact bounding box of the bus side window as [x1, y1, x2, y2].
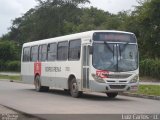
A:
[57, 41, 68, 61]
[31, 46, 38, 62]
[69, 39, 81, 61]
[39, 44, 47, 62]
[23, 47, 30, 62]
[48, 43, 57, 61]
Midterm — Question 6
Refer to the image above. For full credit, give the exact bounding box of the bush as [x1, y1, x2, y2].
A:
[0, 60, 20, 72]
[0, 40, 20, 61]
[0, 60, 7, 71]
[140, 59, 160, 79]
[6, 61, 20, 72]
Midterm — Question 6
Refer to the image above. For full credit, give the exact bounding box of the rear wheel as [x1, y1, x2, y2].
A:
[106, 92, 118, 98]
[69, 77, 82, 98]
[34, 75, 49, 92]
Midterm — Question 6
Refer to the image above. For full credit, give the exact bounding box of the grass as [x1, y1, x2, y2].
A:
[0, 74, 21, 81]
[140, 76, 159, 82]
[133, 85, 160, 96]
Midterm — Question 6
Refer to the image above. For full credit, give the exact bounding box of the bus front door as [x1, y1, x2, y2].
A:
[82, 45, 90, 90]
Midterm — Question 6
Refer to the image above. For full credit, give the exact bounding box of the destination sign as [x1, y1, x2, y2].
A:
[93, 32, 136, 43]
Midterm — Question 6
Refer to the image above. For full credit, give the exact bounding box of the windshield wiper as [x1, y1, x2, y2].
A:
[119, 42, 129, 52]
[104, 41, 114, 53]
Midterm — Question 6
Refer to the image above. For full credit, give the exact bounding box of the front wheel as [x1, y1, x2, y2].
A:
[69, 78, 82, 98]
[106, 92, 118, 98]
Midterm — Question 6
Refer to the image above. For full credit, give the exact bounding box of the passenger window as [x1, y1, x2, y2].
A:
[48, 43, 57, 61]
[69, 39, 81, 60]
[57, 41, 68, 61]
[39, 44, 47, 61]
[31, 46, 38, 62]
[23, 47, 30, 62]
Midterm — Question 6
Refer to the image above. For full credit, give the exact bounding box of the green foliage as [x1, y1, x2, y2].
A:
[0, 75, 20, 81]
[0, 40, 21, 72]
[3, 0, 90, 44]
[133, 0, 160, 58]
[6, 61, 21, 72]
[2, 0, 122, 44]
[0, 40, 19, 61]
[0, 60, 7, 71]
[140, 59, 160, 79]
[0, 60, 20, 72]
[134, 85, 160, 96]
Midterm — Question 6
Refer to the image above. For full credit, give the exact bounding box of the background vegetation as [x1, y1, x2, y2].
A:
[133, 85, 160, 96]
[0, 0, 159, 79]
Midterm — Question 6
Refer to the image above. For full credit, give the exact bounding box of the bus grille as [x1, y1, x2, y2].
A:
[107, 74, 132, 79]
[109, 85, 126, 89]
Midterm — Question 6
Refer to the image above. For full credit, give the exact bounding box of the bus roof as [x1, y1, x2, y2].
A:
[23, 30, 134, 47]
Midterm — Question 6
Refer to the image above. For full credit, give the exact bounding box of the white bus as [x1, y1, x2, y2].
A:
[21, 30, 139, 98]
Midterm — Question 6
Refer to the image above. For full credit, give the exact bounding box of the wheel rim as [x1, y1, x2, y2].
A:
[72, 83, 78, 93]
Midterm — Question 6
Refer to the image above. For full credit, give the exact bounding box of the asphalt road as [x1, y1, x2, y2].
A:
[0, 80, 159, 120]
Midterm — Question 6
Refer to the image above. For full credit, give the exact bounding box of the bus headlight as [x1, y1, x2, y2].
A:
[130, 75, 139, 83]
[91, 74, 105, 83]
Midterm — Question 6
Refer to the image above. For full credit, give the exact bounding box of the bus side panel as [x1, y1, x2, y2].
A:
[66, 61, 82, 90]
[21, 62, 34, 84]
[53, 60, 82, 90]
[40, 62, 55, 87]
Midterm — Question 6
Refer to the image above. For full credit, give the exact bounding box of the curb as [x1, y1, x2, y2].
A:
[0, 105, 44, 120]
[120, 92, 160, 100]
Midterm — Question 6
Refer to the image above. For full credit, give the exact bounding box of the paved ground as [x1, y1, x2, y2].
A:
[0, 104, 41, 120]
[0, 72, 159, 120]
[0, 105, 17, 114]
[0, 80, 159, 120]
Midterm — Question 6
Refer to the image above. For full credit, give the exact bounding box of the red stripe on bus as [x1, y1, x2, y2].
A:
[34, 62, 41, 76]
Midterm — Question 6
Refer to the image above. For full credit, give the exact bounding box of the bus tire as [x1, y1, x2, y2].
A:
[106, 92, 118, 98]
[35, 75, 49, 92]
[69, 77, 82, 98]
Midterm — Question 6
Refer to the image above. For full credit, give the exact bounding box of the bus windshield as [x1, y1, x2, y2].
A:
[93, 43, 138, 72]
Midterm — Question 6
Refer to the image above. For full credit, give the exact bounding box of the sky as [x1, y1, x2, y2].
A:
[0, 0, 139, 37]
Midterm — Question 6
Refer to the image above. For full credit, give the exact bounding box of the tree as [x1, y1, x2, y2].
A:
[2, 0, 90, 44]
[132, 0, 160, 58]
[1, 0, 159, 60]
[0, 40, 19, 61]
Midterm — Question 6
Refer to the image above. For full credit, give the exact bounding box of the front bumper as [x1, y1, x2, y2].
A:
[90, 80, 139, 92]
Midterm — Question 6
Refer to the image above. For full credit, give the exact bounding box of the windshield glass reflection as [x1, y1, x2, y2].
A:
[93, 43, 138, 72]
[93, 43, 117, 72]
[118, 44, 138, 72]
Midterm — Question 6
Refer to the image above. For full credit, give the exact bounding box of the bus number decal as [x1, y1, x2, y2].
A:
[34, 62, 41, 75]
[96, 70, 109, 78]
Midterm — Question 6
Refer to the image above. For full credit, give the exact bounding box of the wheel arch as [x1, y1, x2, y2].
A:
[34, 73, 40, 84]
